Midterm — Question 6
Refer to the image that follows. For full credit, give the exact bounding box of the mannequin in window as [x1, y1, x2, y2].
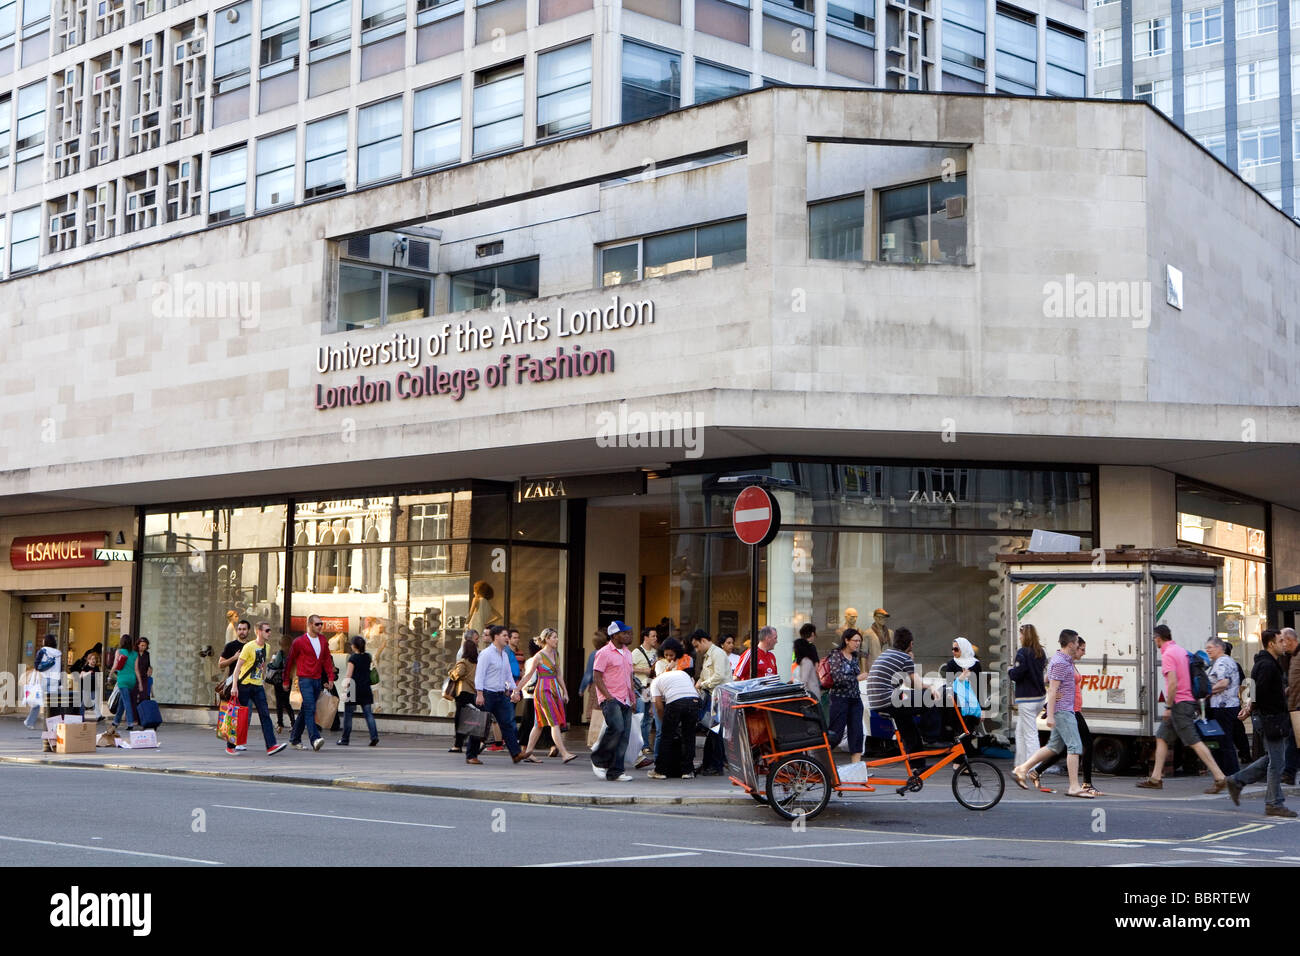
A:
[467, 580, 501, 635]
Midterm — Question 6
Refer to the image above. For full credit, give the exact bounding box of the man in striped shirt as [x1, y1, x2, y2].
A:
[866, 628, 932, 775]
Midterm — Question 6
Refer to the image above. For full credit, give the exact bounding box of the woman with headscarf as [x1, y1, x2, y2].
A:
[941, 637, 983, 741]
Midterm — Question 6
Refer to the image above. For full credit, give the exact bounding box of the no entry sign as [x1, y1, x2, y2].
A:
[732, 486, 781, 547]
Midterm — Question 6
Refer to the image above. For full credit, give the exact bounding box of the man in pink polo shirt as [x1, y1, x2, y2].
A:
[590, 621, 635, 782]
[1137, 624, 1228, 792]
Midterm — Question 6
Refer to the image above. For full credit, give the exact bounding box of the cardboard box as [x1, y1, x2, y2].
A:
[55, 722, 97, 754]
[44, 714, 81, 742]
[115, 730, 159, 749]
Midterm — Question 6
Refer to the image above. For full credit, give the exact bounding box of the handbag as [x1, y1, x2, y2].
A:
[370, 666, 380, 686]
[107, 686, 121, 713]
[815, 656, 833, 690]
[1194, 717, 1225, 738]
[215, 676, 233, 703]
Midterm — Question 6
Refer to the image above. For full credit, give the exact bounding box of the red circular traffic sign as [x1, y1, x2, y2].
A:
[732, 486, 781, 547]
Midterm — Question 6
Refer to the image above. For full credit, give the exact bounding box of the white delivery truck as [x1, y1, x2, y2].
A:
[996, 549, 1222, 775]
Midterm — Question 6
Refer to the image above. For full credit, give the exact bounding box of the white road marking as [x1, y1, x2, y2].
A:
[1173, 847, 1249, 855]
[527, 852, 699, 867]
[743, 837, 974, 851]
[0, 834, 222, 865]
[635, 841, 878, 866]
[213, 805, 454, 828]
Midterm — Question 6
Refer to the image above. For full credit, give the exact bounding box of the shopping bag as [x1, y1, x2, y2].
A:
[22, 676, 42, 708]
[216, 701, 242, 742]
[625, 712, 647, 768]
[953, 678, 981, 718]
[315, 689, 339, 729]
[456, 704, 490, 739]
[1195, 717, 1224, 739]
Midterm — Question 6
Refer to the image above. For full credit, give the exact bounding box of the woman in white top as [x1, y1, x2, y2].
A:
[722, 635, 741, 674]
[646, 638, 700, 779]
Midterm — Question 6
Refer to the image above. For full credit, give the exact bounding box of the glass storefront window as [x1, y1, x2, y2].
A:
[144, 505, 289, 552]
[673, 463, 1093, 533]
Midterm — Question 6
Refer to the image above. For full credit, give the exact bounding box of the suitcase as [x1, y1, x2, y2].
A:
[137, 699, 162, 730]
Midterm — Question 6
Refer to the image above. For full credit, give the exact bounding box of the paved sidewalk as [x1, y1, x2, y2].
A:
[0, 716, 1244, 808]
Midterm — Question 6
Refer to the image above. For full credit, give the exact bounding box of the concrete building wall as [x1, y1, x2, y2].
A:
[1272, 505, 1300, 592]
[1097, 465, 1178, 549]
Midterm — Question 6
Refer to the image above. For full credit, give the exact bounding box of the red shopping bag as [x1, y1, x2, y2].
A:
[231, 704, 250, 746]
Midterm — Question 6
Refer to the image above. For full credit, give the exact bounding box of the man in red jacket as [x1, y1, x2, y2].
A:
[283, 615, 337, 751]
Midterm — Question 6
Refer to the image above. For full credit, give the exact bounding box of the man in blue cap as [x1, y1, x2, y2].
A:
[591, 620, 636, 782]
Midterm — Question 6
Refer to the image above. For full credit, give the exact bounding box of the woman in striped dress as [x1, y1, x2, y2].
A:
[520, 628, 577, 763]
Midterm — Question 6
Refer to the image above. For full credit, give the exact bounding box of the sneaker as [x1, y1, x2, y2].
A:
[646, 771, 669, 779]
[592, 763, 607, 780]
[613, 774, 632, 782]
[1266, 804, 1297, 818]
[234, 744, 246, 751]
[634, 755, 655, 770]
[291, 742, 305, 750]
[267, 743, 287, 756]
[336, 739, 348, 746]
[369, 739, 378, 746]
[1136, 778, 1163, 789]
[225, 745, 239, 756]
[1226, 779, 1243, 806]
[486, 743, 504, 752]
[699, 767, 723, 776]
[681, 773, 695, 780]
[311, 738, 323, 751]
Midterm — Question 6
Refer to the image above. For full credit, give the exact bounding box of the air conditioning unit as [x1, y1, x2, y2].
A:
[343, 230, 435, 272]
[944, 195, 966, 219]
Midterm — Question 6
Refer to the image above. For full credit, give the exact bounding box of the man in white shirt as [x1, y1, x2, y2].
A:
[466, 625, 528, 764]
[647, 638, 700, 779]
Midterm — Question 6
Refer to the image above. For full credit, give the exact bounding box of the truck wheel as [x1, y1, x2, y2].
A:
[1092, 736, 1131, 775]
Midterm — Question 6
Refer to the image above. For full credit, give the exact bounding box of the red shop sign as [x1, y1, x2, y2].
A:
[10, 532, 109, 571]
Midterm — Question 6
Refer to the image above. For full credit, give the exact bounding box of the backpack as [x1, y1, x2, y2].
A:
[1186, 650, 1212, 701]
[815, 656, 833, 690]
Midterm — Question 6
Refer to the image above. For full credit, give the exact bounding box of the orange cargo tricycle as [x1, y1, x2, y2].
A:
[718, 677, 1005, 821]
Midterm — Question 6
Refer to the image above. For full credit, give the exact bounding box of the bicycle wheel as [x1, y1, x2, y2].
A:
[766, 755, 831, 821]
[750, 790, 768, 805]
[951, 757, 1005, 810]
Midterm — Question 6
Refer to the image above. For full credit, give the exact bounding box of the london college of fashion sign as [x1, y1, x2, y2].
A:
[313, 296, 656, 409]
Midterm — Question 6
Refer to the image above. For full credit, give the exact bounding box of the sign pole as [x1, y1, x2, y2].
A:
[750, 542, 759, 679]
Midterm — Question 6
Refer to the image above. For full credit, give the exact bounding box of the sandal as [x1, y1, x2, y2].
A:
[1012, 768, 1029, 790]
[548, 748, 559, 758]
[522, 755, 544, 764]
[1082, 784, 1102, 795]
[1028, 769, 1054, 793]
[1066, 788, 1095, 798]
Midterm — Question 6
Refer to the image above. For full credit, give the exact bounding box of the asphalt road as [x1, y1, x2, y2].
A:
[2, 764, 1298, 867]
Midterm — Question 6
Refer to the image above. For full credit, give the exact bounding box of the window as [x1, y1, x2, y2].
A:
[994, 6, 1037, 94]
[208, 146, 247, 222]
[1184, 5, 1222, 47]
[1185, 67, 1225, 112]
[472, 60, 524, 155]
[1238, 124, 1280, 168]
[694, 60, 748, 104]
[1133, 17, 1169, 59]
[828, 0, 872, 31]
[255, 128, 295, 209]
[1237, 59, 1278, 103]
[9, 205, 38, 273]
[308, 0, 351, 95]
[358, 96, 403, 183]
[0, 0, 16, 74]
[450, 258, 539, 311]
[878, 175, 967, 264]
[1096, 88, 1121, 98]
[809, 195, 863, 260]
[0, 93, 10, 170]
[214, 1, 252, 91]
[475, 0, 525, 42]
[361, 0, 405, 79]
[1295, 120, 1300, 161]
[1235, 0, 1276, 37]
[943, 0, 986, 88]
[20, 0, 48, 65]
[1198, 132, 1227, 162]
[1295, 54, 1300, 97]
[621, 40, 680, 122]
[1093, 27, 1120, 68]
[413, 79, 460, 169]
[336, 259, 432, 331]
[537, 41, 591, 139]
[15, 80, 46, 190]
[305, 113, 347, 197]
[1045, 23, 1085, 96]
[695, 0, 749, 44]
[259, 0, 299, 74]
[1134, 78, 1172, 115]
[601, 218, 746, 285]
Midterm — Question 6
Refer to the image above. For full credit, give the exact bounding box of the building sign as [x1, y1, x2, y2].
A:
[94, 549, 135, 562]
[313, 297, 656, 411]
[514, 471, 647, 502]
[10, 533, 109, 571]
[288, 616, 350, 636]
